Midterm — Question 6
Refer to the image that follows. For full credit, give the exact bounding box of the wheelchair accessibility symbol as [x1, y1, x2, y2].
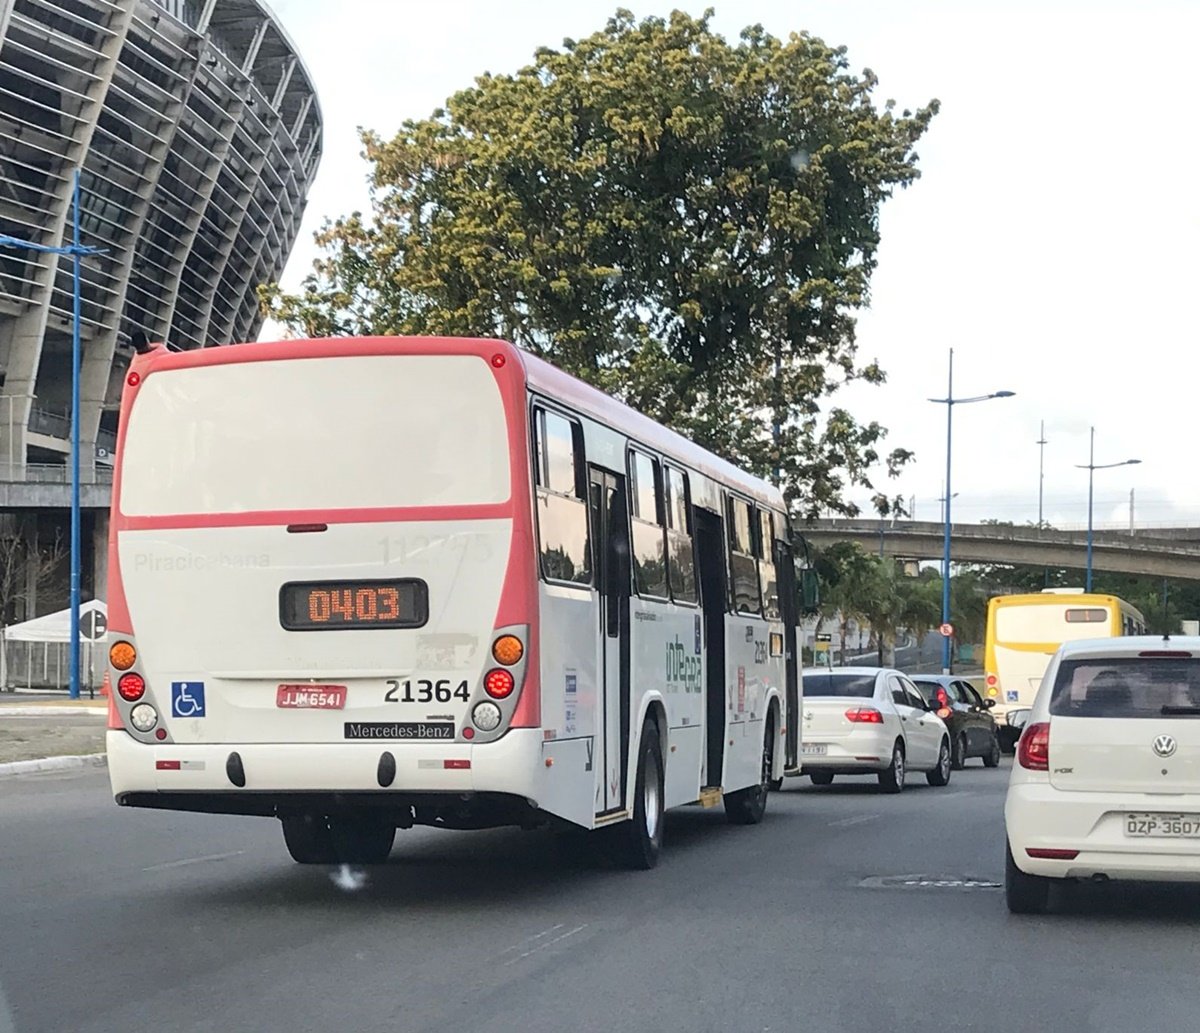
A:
[171, 682, 206, 718]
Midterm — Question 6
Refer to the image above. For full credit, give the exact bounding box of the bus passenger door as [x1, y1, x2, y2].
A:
[694, 508, 727, 790]
[776, 539, 801, 774]
[589, 467, 631, 816]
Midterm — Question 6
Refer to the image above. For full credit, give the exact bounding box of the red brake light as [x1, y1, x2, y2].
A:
[490, 352, 506, 368]
[117, 672, 146, 702]
[845, 707, 883, 724]
[484, 669, 515, 699]
[1027, 847, 1079, 860]
[1018, 721, 1050, 771]
[936, 687, 949, 706]
[1138, 651, 1193, 658]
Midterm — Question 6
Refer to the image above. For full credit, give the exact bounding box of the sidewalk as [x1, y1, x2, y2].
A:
[0, 705, 106, 768]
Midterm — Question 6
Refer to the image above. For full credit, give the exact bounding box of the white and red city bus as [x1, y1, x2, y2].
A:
[104, 336, 805, 868]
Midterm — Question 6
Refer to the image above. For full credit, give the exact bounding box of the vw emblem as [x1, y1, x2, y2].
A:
[1153, 734, 1177, 758]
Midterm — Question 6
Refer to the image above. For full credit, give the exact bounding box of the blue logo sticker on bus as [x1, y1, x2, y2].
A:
[1006, 690, 1019, 703]
[171, 681, 206, 718]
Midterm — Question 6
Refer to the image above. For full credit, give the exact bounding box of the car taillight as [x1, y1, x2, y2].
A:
[1018, 721, 1050, 770]
[845, 707, 883, 724]
[936, 687, 949, 706]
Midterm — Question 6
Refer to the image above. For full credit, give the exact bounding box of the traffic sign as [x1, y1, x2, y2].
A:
[81, 608, 108, 641]
[816, 633, 832, 643]
[939, 622, 954, 638]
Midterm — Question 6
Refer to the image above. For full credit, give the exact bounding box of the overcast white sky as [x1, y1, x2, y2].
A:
[264, 0, 1200, 529]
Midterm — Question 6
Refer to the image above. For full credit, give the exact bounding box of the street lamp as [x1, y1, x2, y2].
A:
[1076, 426, 1140, 592]
[929, 348, 1015, 675]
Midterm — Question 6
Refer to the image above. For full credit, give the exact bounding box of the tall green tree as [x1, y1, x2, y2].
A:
[262, 9, 938, 515]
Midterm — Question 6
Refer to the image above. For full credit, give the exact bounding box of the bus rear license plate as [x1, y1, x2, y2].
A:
[802, 744, 828, 756]
[344, 722, 455, 740]
[277, 685, 347, 709]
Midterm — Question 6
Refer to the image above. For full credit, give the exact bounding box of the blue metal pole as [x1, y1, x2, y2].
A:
[1085, 426, 1094, 593]
[942, 348, 953, 674]
[69, 169, 82, 700]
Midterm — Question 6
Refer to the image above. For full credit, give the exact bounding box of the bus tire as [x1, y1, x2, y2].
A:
[281, 814, 337, 865]
[613, 718, 665, 870]
[724, 718, 773, 825]
[330, 818, 396, 865]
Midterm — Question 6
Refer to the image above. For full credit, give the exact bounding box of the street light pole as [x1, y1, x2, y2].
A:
[0, 169, 103, 699]
[930, 348, 1015, 675]
[942, 350, 953, 675]
[1076, 426, 1140, 593]
[1037, 420, 1047, 528]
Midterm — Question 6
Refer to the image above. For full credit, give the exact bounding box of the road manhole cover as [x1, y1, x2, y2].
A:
[859, 874, 1001, 891]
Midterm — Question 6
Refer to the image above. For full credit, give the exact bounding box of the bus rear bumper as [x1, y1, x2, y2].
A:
[107, 729, 544, 820]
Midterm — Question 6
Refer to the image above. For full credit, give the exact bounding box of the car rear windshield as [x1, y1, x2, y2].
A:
[909, 680, 945, 702]
[803, 673, 877, 698]
[1050, 657, 1200, 718]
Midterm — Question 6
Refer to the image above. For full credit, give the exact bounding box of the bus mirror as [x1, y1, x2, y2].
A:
[799, 569, 820, 615]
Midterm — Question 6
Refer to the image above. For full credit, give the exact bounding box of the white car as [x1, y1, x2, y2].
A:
[801, 667, 952, 792]
[1005, 636, 1200, 914]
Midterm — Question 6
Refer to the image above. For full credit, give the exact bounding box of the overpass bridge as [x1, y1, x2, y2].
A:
[800, 520, 1200, 580]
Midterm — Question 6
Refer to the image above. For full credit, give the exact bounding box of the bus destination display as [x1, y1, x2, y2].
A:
[279, 579, 427, 631]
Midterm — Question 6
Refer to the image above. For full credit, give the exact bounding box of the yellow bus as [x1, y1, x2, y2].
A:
[983, 589, 1146, 718]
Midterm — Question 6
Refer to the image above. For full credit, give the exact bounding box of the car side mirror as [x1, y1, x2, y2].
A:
[984, 698, 996, 709]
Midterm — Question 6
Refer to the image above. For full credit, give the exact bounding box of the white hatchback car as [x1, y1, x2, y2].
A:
[1005, 636, 1200, 913]
[801, 667, 952, 792]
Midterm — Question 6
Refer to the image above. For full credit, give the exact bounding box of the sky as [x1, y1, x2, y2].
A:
[264, 0, 1200, 530]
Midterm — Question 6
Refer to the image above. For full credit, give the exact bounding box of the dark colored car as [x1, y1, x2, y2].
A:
[998, 707, 1032, 755]
[908, 675, 1001, 769]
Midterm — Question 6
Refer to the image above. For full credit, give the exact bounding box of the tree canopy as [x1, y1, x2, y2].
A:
[262, 8, 938, 515]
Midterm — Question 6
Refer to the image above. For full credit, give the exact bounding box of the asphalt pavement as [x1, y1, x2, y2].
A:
[3, 761, 1200, 1033]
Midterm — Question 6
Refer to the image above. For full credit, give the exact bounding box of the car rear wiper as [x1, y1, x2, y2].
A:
[1161, 705, 1200, 715]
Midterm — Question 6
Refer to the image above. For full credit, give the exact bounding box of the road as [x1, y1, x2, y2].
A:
[3, 763, 1200, 1033]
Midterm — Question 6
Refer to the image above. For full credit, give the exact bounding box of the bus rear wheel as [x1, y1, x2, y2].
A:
[330, 817, 396, 864]
[281, 814, 337, 865]
[612, 719, 664, 870]
[724, 718, 773, 825]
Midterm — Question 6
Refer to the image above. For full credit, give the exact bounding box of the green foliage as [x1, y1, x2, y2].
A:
[262, 9, 938, 516]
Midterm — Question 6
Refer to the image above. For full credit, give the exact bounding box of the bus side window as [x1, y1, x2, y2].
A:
[533, 408, 591, 585]
[664, 465, 698, 604]
[726, 496, 762, 616]
[628, 449, 668, 599]
[758, 509, 780, 620]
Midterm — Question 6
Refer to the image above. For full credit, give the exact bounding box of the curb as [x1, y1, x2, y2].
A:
[0, 706, 108, 717]
[0, 754, 107, 779]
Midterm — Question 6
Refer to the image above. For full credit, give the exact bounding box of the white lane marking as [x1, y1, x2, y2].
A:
[501, 924, 564, 954]
[828, 813, 880, 828]
[0, 981, 15, 1033]
[142, 850, 245, 872]
[503, 924, 588, 965]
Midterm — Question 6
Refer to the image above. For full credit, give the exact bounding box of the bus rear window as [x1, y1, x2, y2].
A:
[1065, 608, 1108, 623]
[119, 355, 511, 515]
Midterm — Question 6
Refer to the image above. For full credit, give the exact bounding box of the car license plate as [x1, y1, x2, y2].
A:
[802, 743, 828, 756]
[1125, 813, 1200, 838]
[276, 684, 347, 710]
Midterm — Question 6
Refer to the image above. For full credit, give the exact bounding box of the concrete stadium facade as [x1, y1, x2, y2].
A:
[0, 0, 321, 622]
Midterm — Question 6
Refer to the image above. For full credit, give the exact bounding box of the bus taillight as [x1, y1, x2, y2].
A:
[110, 641, 137, 671]
[484, 669, 515, 699]
[117, 673, 146, 702]
[492, 635, 524, 666]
